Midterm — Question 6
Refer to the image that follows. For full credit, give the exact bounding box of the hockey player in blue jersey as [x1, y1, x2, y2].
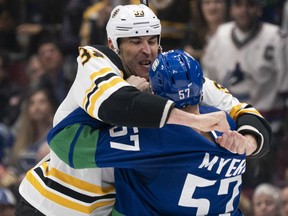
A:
[48, 50, 246, 215]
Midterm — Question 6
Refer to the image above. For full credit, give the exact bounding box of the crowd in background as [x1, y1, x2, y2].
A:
[0, 0, 287, 215]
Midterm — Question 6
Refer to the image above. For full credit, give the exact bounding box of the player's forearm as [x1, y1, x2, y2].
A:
[98, 86, 174, 128]
[167, 108, 230, 132]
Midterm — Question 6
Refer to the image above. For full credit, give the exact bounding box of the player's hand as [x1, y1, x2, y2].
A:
[216, 131, 257, 155]
[126, 75, 150, 92]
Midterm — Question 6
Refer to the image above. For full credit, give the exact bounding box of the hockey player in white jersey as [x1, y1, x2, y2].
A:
[202, 0, 287, 187]
[16, 3, 271, 216]
[202, 0, 288, 133]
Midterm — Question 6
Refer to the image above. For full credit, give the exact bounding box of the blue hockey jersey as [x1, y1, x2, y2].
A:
[48, 107, 245, 215]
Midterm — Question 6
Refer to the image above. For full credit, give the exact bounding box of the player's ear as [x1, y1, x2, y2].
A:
[108, 38, 119, 54]
[107, 38, 114, 50]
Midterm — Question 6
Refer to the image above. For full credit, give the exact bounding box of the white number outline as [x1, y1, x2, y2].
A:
[178, 174, 241, 215]
[179, 88, 190, 100]
[109, 126, 140, 151]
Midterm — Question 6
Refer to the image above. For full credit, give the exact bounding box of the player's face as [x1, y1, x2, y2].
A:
[231, 0, 262, 32]
[118, 35, 159, 80]
[253, 194, 279, 216]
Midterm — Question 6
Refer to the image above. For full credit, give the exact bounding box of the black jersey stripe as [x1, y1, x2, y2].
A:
[34, 167, 115, 204]
[85, 72, 119, 111]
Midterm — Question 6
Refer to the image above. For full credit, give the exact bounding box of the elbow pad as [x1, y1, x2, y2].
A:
[236, 114, 272, 158]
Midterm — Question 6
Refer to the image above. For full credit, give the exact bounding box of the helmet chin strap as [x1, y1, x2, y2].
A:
[108, 38, 119, 55]
[114, 48, 119, 55]
[158, 45, 163, 54]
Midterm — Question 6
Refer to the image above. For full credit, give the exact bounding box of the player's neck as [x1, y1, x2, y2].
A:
[183, 105, 214, 141]
[182, 105, 199, 115]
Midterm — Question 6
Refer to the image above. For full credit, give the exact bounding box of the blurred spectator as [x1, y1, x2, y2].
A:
[10, 86, 58, 176]
[0, 124, 13, 166]
[282, 0, 288, 90]
[239, 192, 253, 216]
[0, 0, 21, 57]
[60, 0, 91, 56]
[183, 0, 230, 62]
[0, 188, 16, 216]
[0, 53, 23, 127]
[252, 183, 281, 216]
[80, 0, 131, 47]
[149, 0, 195, 51]
[24, 54, 45, 88]
[36, 38, 76, 103]
[261, 0, 286, 25]
[0, 123, 16, 188]
[0, 165, 17, 188]
[282, 0, 288, 32]
[280, 186, 288, 216]
[202, 0, 288, 188]
[15, 0, 67, 57]
[36, 141, 50, 162]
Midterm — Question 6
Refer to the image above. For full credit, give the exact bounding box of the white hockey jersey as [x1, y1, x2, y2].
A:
[202, 22, 288, 132]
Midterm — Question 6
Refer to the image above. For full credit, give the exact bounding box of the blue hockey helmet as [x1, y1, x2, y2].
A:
[149, 50, 203, 108]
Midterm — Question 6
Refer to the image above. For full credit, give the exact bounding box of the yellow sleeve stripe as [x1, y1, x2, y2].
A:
[82, 67, 112, 108]
[229, 104, 245, 120]
[90, 67, 113, 80]
[26, 170, 115, 214]
[229, 103, 262, 120]
[41, 162, 115, 194]
[86, 77, 126, 117]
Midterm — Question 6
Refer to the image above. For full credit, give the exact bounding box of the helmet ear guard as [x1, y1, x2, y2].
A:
[106, 4, 161, 53]
[149, 50, 203, 108]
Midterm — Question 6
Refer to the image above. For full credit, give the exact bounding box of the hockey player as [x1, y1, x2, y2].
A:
[202, 0, 287, 186]
[47, 50, 247, 215]
[202, 0, 288, 134]
[16, 4, 270, 216]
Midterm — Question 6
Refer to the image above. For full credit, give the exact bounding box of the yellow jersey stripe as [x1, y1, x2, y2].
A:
[90, 67, 113, 80]
[82, 67, 114, 109]
[229, 103, 245, 120]
[26, 170, 115, 214]
[235, 109, 262, 118]
[41, 162, 115, 195]
[229, 103, 262, 120]
[87, 77, 126, 116]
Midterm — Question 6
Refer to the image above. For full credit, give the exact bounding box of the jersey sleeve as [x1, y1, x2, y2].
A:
[75, 45, 174, 128]
[201, 77, 272, 158]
